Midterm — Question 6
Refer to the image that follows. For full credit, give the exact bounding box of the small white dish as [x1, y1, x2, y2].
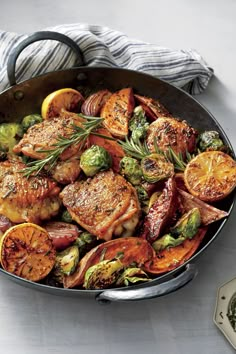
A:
[214, 277, 236, 349]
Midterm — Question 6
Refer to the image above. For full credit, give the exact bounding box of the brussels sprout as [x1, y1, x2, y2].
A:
[152, 234, 186, 252]
[61, 209, 73, 223]
[135, 186, 149, 202]
[170, 207, 201, 239]
[0, 122, 24, 152]
[80, 145, 112, 177]
[116, 267, 150, 286]
[0, 146, 7, 161]
[83, 259, 124, 290]
[120, 156, 142, 185]
[21, 114, 43, 132]
[74, 232, 97, 257]
[199, 131, 224, 152]
[129, 106, 149, 143]
[55, 245, 79, 276]
[141, 153, 174, 183]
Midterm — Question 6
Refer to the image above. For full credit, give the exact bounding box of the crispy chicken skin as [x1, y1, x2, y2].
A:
[13, 113, 85, 161]
[50, 156, 81, 184]
[0, 161, 61, 223]
[147, 117, 198, 156]
[60, 170, 140, 241]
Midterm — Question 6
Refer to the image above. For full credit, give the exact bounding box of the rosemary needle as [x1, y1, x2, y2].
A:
[21, 115, 114, 178]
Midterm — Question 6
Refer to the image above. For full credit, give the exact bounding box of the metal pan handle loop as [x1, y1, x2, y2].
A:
[96, 264, 197, 303]
[7, 31, 84, 86]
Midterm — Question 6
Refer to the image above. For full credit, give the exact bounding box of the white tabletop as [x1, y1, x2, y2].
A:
[0, 0, 236, 353]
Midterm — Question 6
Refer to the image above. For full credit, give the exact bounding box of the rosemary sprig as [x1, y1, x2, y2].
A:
[119, 136, 195, 172]
[21, 115, 114, 178]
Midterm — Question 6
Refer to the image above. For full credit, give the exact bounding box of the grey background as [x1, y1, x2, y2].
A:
[0, 0, 236, 353]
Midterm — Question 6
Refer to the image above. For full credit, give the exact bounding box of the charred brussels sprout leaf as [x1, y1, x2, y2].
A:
[74, 232, 97, 257]
[80, 145, 112, 177]
[135, 186, 149, 202]
[21, 114, 43, 132]
[199, 131, 224, 152]
[170, 207, 201, 239]
[129, 106, 149, 143]
[84, 259, 124, 290]
[116, 267, 150, 286]
[55, 245, 79, 276]
[61, 209, 73, 223]
[0, 122, 24, 152]
[152, 234, 186, 252]
[0, 146, 7, 161]
[141, 153, 174, 183]
[120, 156, 142, 185]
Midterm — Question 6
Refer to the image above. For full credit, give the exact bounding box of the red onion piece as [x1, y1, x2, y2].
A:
[81, 90, 112, 116]
[0, 215, 14, 232]
[44, 222, 80, 250]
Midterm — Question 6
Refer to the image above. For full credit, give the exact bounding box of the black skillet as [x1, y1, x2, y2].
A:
[0, 31, 234, 303]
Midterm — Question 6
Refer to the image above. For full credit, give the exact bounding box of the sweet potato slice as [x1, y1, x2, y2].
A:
[63, 237, 155, 288]
[144, 228, 207, 274]
[100, 88, 134, 138]
[178, 188, 228, 225]
[140, 177, 177, 243]
[134, 94, 171, 121]
[88, 128, 125, 172]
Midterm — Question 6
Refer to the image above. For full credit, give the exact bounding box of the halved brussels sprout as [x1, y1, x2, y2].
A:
[80, 145, 112, 177]
[120, 156, 142, 185]
[170, 207, 201, 239]
[83, 259, 124, 290]
[0, 122, 24, 152]
[116, 267, 150, 286]
[21, 114, 43, 132]
[199, 131, 224, 152]
[55, 245, 79, 276]
[141, 153, 174, 183]
[129, 106, 149, 142]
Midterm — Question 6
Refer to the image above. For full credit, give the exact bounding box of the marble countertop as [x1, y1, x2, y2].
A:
[0, 0, 236, 353]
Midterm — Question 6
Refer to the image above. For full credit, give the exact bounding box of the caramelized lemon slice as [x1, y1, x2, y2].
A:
[41, 88, 84, 119]
[184, 151, 236, 202]
[0, 223, 56, 282]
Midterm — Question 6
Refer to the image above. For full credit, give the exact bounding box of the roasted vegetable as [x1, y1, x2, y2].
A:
[100, 88, 135, 139]
[63, 237, 155, 288]
[74, 232, 97, 257]
[141, 153, 174, 183]
[21, 114, 43, 132]
[45, 222, 79, 250]
[80, 145, 112, 177]
[129, 106, 149, 143]
[61, 210, 73, 223]
[134, 94, 171, 121]
[0, 147, 7, 161]
[55, 245, 79, 276]
[170, 208, 201, 239]
[140, 177, 177, 243]
[198, 131, 224, 152]
[116, 267, 150, 286]
[119, 156, 142, 185]
[81, 90, 112, 116]
[144, 228, 207, 274]
[135, 186, 149, 207]
[152, 234, 185, 252]
[0, 122, 23, 152]
[83, 259, 124, 289]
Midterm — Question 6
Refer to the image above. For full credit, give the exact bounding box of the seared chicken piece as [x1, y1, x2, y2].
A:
[13, 112, 85, 161]
[60, 170, 140, 241]
[0, 160, 61, 223]
[147, 117, 198, 156]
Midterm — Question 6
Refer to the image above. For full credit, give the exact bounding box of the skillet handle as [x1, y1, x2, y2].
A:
[7, 31, 84, 86]
[96, 264, 197, 303]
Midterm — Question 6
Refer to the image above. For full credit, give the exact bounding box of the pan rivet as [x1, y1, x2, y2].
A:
[14, 90, 24, 101]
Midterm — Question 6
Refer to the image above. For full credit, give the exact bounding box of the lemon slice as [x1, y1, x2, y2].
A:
[0, 223, 56, 282]
[184, 151, 236, 202]
[41, 88, 84, 119]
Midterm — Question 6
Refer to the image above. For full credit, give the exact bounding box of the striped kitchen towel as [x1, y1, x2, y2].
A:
[0, 23, 213, 94]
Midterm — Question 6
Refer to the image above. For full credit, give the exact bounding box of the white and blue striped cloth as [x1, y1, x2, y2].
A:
[0, 23, 213, 94]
